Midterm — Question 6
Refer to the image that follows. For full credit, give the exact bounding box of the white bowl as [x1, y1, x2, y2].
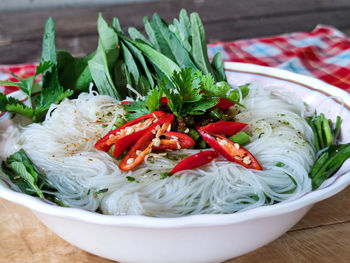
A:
[1, 62, 350, 263]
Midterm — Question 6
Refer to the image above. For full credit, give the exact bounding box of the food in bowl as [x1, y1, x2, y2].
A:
[1, 10, 349, 218]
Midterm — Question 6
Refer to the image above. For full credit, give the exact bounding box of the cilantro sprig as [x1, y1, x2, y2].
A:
[0, 18, 72, 122]
[158, 68, 218, 117]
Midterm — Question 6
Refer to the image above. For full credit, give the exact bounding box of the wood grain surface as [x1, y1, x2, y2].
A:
[1, 187, 350, 263]
[1, 0, 350, 262]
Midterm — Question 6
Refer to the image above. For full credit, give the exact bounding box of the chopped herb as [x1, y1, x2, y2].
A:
[275, 162, 284, 167]
[160, 172, 172, 179]
[126, 176, 136, 182]
[93, 188, 108, 198]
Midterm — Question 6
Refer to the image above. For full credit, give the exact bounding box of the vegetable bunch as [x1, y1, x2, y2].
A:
[307, 112, 350, 189]
[0, 18, 73, 122]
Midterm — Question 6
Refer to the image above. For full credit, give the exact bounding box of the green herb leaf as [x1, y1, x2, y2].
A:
[128, 27, 152, 46]
[152, 13, 197, 69]
[146, 87, 162, 112]
[143, 16, 161, 51]
[57, 50, 96, 94]
[124, 100, 150, 121]
[190, 13, 215, 78]
[89, 14, 120, 99]
[41, 17, 57, 64]
[126, 176, 136, 182]
[1, 149, 57, 198]
[126, 38, 181, 86]
[211, 52, 226, 81]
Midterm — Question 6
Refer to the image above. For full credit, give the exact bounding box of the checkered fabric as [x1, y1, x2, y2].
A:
[208, 25, 350, 92]
[1, 25, 350, 94]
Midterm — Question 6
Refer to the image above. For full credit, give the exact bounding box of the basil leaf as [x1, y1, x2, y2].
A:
[143, 16, 160, 51]
[41, 17, 56, 64]
[211, 52, 226, 81]
[88, 14, 120, 99]
[152, 13, 197, 69]
[128, 27, 152, 46]
[190, 13, 215, 78]
[58, 50, 96, 94]
[128, 38, 181, 85]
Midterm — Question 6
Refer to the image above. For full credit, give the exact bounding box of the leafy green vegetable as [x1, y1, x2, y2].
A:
[41, 17, 57, 63]
[0, 18, 72, 121]
[143, 16, 161, 51]
[128, 27, 152, 46]
[146, 87, 162, 112]
[88, 14, 120, 99]
[124, 99, 150, 121]
[306, 112, 341, 152]
[1, 149, 58, 199]
[58, 50, 96, 93]
[126, 38, 181, 86]
[310, 143, 350, 189]
[211, 52, 226, 81]
[169, 9, 192, 53]
[157, 68, 218, 117]
[307, 113, 348, 189]
[190, 12, 215, 78]
[151, 13, 197, 69]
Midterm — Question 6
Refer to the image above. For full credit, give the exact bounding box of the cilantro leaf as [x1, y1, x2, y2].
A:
[0, 93, 34, 118]
[182, 98, 218, 115]
[171, 68, 201, 103]
[146, 87, 162, 112]
[157, 68, 218, 117]
[124, 99, 150, 121]
[35, 66, 73, 117]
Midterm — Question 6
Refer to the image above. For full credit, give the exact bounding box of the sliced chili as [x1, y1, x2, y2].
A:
[152, 132, 195, 150]
[95, 111, 165, 152]
[119, 114, 174, 171]
[170, 150, 219, 174]
[215, 98, 235, 111]
[201, 121, 247, 136]
[198, 128, 262, 170]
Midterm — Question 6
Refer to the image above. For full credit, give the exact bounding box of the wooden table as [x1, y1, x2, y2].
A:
[1, 0, 350, 262]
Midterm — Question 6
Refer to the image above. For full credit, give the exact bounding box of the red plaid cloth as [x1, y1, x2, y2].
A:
[208, 25, 350, 92]
[1, 25, 350, 94]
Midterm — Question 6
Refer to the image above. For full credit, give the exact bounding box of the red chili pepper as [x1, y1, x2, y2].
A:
[121, 101, 131, 105]
[160, 97, 169, 104]
[152, 132, 195, 151]
[119, 114, 174, 171]
[201, 121, 247, 136]
[95, 111, 166, 152]
[170, 150, 219, 174]
[198, 128, 262, 170]
[215, 98, 235, 110]
[112, 129, 146, 157]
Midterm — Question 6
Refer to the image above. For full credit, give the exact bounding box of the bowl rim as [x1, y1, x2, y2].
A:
[1, 61, 350, 228]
